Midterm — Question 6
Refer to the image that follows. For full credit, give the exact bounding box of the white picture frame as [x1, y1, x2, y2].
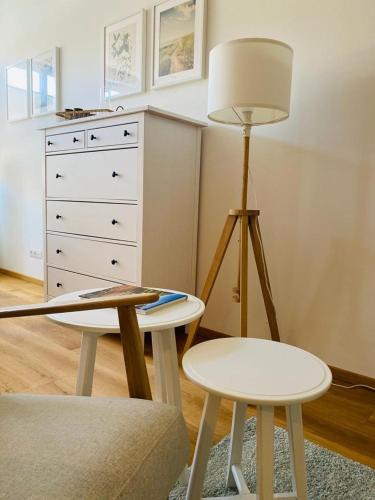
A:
[30, 47, 60, 117]
[152, 0, 206, 89]
[104, 10, 146, 99]
[6, 59, 30, 122]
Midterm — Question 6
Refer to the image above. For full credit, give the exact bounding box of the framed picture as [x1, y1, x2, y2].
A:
[152, 0, 206, 89]
[6, 60, 30, 121]
[104, 10, 146, 99]
[31, 47, 60, 116]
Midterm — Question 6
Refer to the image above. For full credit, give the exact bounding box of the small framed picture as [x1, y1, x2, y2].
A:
[31, 47, 60, 116]
[6, 60, 30, 122]
[104, 10, 146, 99]
[152, 0, 206, 89]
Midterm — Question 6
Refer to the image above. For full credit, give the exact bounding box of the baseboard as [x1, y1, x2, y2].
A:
[0, 268, 44, 286]
[198, 326, 229, 340]
[197, 327, 375, 388]
[329, 365, 375, 388]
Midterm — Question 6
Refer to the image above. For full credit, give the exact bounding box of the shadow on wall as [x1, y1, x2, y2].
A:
[0, 120, 44, 274]
[198, 123, 375, 375]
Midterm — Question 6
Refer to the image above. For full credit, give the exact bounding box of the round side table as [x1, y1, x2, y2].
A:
[47, 288, 205, 410]
[183, 337, 332, 500]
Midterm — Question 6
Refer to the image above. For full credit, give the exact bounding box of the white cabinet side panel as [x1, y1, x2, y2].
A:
[142, 114, 201, 293]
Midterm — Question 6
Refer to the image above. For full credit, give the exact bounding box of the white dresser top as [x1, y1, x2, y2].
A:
[40, 105, 207, 131]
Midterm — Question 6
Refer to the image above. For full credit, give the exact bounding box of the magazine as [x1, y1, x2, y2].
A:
[79, 284, 187, 314]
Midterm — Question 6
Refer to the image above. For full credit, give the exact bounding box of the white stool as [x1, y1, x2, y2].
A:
[183, 338, 332, 500]
[47, 288, 205, 405]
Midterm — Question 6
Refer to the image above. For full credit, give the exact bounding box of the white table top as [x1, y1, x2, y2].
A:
[183, 337, 332, 405]
[40, 106, 207, 130]
[47, 289, 205, 333]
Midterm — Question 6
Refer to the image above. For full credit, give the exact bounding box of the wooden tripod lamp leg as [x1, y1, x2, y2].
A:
[240, 214, 248, 338]
[117, 305, 152, 400]
[183, 214, 238, 354]
[248, 216, 280, 342]
[183, 125, 280, 353]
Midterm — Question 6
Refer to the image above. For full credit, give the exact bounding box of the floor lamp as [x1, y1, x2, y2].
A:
[184, 38, 293, 353]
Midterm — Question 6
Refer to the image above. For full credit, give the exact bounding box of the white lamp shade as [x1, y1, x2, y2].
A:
[208, 38, 293, 126]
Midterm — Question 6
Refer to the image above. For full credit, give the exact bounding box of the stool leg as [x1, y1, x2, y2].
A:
[151, 329, 188, 485]
[152, 328, 182, 409]
[76, 332, 101, 396]
[256, 405, 274, 500]
[226, 401, 248, 489]
[286, 404, 308, 500]
[186, 393, 221, 500]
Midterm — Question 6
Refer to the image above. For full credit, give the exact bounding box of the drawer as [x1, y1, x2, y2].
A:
[46, 131, 85, 152]
[46, 201, 137, 242]
[46, 148, 138, 200]
[87, 123, 138, 148]
[47, 234, 138, 283]
[47, 267, 122, 298]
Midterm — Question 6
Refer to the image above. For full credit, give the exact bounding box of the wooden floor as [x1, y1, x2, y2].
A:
[0, 273, 374, 469]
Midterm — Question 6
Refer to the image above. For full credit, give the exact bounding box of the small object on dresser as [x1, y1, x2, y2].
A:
[56, 108, 113, 120]
[79, 284, 188, 315]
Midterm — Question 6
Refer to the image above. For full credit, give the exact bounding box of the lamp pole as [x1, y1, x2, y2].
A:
[241, 124, 251, 210]
[239, 124, 250, 337]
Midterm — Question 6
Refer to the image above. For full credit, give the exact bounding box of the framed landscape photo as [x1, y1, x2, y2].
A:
[31, 47, 60, 116]
[104, 10, 146, 99]
[152, 0, 206, 88]
[6, 60, 30, 121]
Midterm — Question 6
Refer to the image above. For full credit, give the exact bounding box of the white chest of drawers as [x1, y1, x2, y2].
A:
[42, 106, 205, 299]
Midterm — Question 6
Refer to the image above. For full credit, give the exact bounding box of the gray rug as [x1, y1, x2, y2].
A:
[170, 417, 375, 499]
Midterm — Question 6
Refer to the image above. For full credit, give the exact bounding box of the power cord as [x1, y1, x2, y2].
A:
[332, 382, 375, 391]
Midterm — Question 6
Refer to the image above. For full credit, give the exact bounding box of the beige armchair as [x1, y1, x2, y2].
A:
[0, 294, 189, 499]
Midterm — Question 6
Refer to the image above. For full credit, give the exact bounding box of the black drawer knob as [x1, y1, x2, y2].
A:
[56, 173, 62, 179]
[111, 219, 118, 225]
[90, 134, 97, 141]
[111, 259, 118, 265]
[123, 130, 130, 137]
[56, 249, 62, 254]
[56, 282, 63, 287]
[56, 214, 62, 219]
[112, 171, 119, 178]
[47, 140, 53, 146]
[73, 137, 79, 143]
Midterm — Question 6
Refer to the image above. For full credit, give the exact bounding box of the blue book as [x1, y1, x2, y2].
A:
[136, 293, 187, 314]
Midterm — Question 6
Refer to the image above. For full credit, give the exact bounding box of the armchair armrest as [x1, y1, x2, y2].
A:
[0, 293, 159, 319]
[0, 292, 159, 400]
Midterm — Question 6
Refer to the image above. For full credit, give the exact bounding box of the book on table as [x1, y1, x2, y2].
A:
[79, 284, 188, 315]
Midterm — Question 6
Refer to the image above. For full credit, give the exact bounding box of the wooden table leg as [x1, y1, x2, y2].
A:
[76, 331, 101, 396]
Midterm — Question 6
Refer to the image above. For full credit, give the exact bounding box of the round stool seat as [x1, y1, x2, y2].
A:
[183, 338, 332, 405]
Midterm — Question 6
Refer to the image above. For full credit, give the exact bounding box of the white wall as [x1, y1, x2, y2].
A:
[0, 0, 374, 378]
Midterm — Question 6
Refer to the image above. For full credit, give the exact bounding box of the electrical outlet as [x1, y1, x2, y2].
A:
[30, 249, 43, 259]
